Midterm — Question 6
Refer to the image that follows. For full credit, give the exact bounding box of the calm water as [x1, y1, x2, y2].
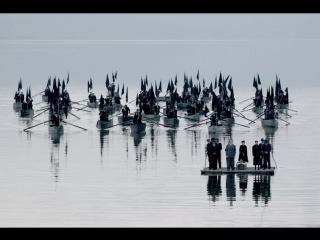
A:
[1, 40, 320, 227]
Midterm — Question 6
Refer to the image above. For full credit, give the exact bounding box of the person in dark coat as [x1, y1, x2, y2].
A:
[210, 138, 219, 170]
[261, 139, 272, 169]
[206, 139, 213, 170]
[259, 138, 265, 169]
[238, 140, 248, 162]
[252, 140, 262, 170]
[20, 92, 24, 103]
[14, 91, 19, 102]
[216, 138, 222, 168]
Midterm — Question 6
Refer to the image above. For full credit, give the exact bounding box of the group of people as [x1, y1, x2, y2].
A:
[99, 107, 109, 121]
[99, 94, 114, 109]
[133, 110, 142, 124]
[206, 138, 273, 171]
[88, 92, 97, 103]
[14, 91, 34, 110]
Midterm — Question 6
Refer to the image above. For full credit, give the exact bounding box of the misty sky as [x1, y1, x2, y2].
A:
[1, 14, 320, 41]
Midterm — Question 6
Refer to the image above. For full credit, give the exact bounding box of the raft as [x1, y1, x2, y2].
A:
[201, 167, 275, 175]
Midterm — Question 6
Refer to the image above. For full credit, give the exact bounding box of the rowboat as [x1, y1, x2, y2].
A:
[13, 102, 22, 110]
[163, 118, 179, 127]
[177, 102, 189, 109]
[130, 123, 146, 133]
[96, 119, 114, 130]
[42, 95, 48, 102]
[201, 167, 275, 175]
[118, 115, 134, 125]
[221, 117, 235, 126]
[208, 122, 223, 133]
[184, 113, 200, 121]
[155, 95, 170, 101]
[252, 106, 263, 114]
[20, 109, 34, 118]
[141, 113, 160, 121]
[99, 105, 115, 113]
[276, 103, 289, 109]
[87, 101, 98, 108]
[48, 124, 64, 135]
[261, 118, 278, 127]
[113, 103, 122, 111]
[201, 96, 212, 102]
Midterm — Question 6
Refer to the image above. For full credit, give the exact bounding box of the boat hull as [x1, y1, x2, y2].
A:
[221, 118, 235, 125]
[208, 124, 223, 133]
[130, 123, 146, 133]
[163, 118, 179, 127]
[48, 125, 64, 134]
[96, 119, 114, 130]
[13, 102, 22, 110]
[141, 113, 160, 121]
[118, 115, 133, 124]
[261, 118, 278, 127]
[42, 95, 48, 102]
[20, 109, 34, 118]
[184, 113, 200, 121]
[155, 96, 170, 102]
[87, 101, 98, 108]
[113, 103, 122, 111]
[177, 102, 189, 109]
[277, 103, 289, 109]
[201, 96, 211, 102]
[252, 106, 263, 114]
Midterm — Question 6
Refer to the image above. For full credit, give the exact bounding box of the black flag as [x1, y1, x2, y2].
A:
[112, 72, 115, 82]
[145, 75, 148, 86]
[203, 78, 205, 88]
[159, 80, 162, 93]
[257, 73, 261, 85]
[253, 77, 258, 90]
[62, 80, 65, 92]
[87, 81, 90, 93]
[214, 76, 217, 89]
[141, 77, 144, 91]
[115, 71, 117, 79]
[67, 72, 69, 84]
[121, 83, 124, 96]
[209, 82, 213, 94]
[175, 74, 177, 86]
[90, 78, 93, 90]
[117, 83, 119, 94]
[126, 87, 128, 103]
[106, 74, 110, 88]
[196, 70, 199, 80]
[155, 81, 158, 97]
[228, 77, 232, 91]
[136, 92, 138, 106]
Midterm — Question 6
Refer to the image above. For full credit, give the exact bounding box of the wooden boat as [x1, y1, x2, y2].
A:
[130, 123, 146, 133]
[252, 106, 263, 114]
[13, 102, 22, 110]
[201, 96, 211, 102]
[276, 103, 289, 109]
[20, 109, 34, 118]
[221, 117, 235, 126]
[118, 115, 134, 125]
[42, 95, 48, 102]
[141, 112, 160, 121]
[48, 124, 64, 135]
[163, 117, 179, 127]
[155, 95, 170, 101]
[96, 119, 114, 130]
[261, 118, 278, 127]
[208, 122, 223, 133]
[177, 102, 189, 109]
[87, 101, 98, 108]
[184, 113, 200, 121]
[113, 103, 122, 111]
[201, 167, 275, 175]
[99, 105, 115, 113]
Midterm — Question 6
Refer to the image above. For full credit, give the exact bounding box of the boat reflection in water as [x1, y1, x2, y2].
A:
[99, 129, 110, 157]
[131, 131, 146, 161]
[206, 173, 272, 206]
[186, 129, 202, 157]
[49, 132, 64, 183]
[166, 129, 177, 161]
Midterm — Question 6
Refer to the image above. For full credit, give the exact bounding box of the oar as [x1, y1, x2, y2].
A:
[232, 107, 246, 117]
[73, 106, 91, 112]
[31, 90, 45, 99]
[61, 120, 87, 130]
[36, 107, 50, 112]
[286, 108, 298, 113]
[242, 102, 254, 110]
[70, 99, 88, 104]
[23, 120, 50, 131]
[150, 121, 176, 129]
[232, 112, 255, 123]
[71, 101, 88, 107]
[34, 101, 45, 105]
[249, 112, 265, 124]
[184, 122, 206, 130]
[239, 97, 254, 104]
[278, 117, 290, 125]
[32, 108, 50, 119]
[221, 119, 250, 128]
[68, 112, 80, 119]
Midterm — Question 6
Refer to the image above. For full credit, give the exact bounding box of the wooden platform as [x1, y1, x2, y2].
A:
[201, 167, 275, 175]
